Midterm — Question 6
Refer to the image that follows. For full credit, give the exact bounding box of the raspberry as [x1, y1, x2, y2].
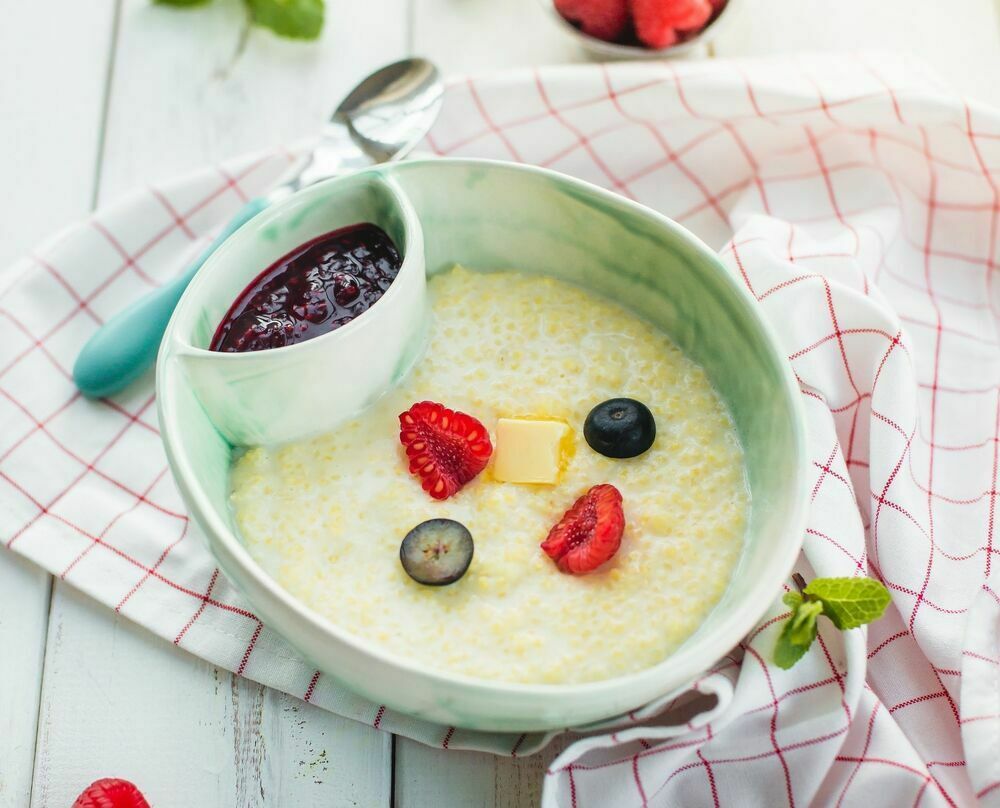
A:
[541, 484, 625, 574]
[630, 0, 713, 47]
[554, 0, 629, 41]
[399, 401, 493, 500]
[72, 778, 150, 808]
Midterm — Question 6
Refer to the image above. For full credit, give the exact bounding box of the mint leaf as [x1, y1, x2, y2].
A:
[773, 576, 890, 669]
[804, 577, 891, 630]
[246, 0, 323, 39]
[774, 602, 820, 669]
[774, 628, 809, 668]
[155, 0, 214, 6]
[787, 600, 822, 645]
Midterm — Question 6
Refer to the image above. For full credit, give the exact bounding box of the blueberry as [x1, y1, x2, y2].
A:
[291, 290, 329, 324]
[399, 519, 474, 586]
[584, 398, 656, 459]
[331, 272, 361, 307]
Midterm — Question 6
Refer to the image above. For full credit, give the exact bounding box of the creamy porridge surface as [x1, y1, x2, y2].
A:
[231, 267, 748, 684]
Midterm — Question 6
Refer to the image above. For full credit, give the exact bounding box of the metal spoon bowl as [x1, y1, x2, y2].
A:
[289, 58, 443, 191]
[72, 58, 443, 399]
[340, 58, 442, 161]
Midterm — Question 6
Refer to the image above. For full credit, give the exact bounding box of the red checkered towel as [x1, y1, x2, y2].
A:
[1, 54, 997, 807]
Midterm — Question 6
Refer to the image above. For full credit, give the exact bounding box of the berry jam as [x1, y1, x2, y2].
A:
[209, 223, 402, 353]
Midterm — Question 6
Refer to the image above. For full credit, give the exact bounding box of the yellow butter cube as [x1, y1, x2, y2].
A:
[492, 418, 571, 484]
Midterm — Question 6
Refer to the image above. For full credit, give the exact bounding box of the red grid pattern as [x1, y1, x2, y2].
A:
[1, 55, 997, 807]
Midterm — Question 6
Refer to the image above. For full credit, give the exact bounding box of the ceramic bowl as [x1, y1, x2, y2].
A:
[538, 0, 739, 60]
[164, 171, 427, 447]
[157, 158, 808, 732]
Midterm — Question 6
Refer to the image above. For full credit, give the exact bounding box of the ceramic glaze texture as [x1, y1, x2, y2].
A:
[158, 159, 807, 730]
[231, 267, 749, 685]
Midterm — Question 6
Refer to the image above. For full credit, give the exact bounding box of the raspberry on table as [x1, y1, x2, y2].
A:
[72, 778, 150, 808]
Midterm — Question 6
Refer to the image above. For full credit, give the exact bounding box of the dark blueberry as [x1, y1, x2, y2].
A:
[305, 267, 327, 289]
[583, 398, 656, 459]
[248, 287, 288, 315]
[220, 311, 294, 352]
[399, 519, 474, 586]
[331, 272, 361, 306]
[291, 291, 329, 324]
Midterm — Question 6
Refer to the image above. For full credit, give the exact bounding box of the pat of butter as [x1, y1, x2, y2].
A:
[492, 418, 571, 485]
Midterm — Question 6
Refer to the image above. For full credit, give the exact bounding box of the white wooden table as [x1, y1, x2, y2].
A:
[2, 1, 999, 805]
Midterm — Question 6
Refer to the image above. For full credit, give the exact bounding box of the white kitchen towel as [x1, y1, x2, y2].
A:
[1, 54, 997, 807]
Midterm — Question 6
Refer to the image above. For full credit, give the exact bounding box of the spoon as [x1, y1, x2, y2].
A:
[73, 58, 443, 399]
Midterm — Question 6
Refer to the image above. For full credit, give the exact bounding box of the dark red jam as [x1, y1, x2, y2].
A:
[209, 223, 402, 353]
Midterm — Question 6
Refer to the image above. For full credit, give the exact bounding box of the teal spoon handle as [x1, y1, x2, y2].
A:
[73, 197, 270, 399]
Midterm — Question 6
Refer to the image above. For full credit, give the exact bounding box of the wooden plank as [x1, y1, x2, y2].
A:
[99, 0, 410, 200]
[411, 0, 583, 75]
[395, 737, 569, 808]
[0, 0, 116, 271]
[30, 583, 228, 806]
[712, 0, 1000, 106]
[0, 555, 50, 808]
[24, 1, 407, 804]
[29, 582, 391, 807]
[0, 3, 115, 805]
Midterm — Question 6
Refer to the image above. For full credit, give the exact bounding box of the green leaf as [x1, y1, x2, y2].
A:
[804, 577, 891, 630]
[787, 600, 822, 645]
[246, 0, 324, 39]
[774, 602, 820, 669]
[783, 591, 804, 610]
[774, 629, 810, 669]
[155, 0, 214, 6]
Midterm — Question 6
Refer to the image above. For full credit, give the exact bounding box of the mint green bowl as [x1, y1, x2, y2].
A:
[157, 158, 808, 732]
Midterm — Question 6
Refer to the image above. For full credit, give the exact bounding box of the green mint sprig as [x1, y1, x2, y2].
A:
[155, 0, 324, 41]
[774, 573, 890, 669]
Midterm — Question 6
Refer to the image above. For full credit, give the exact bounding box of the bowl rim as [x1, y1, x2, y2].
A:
[168, 172, 419, 361]
[157, 156, 808, 706]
